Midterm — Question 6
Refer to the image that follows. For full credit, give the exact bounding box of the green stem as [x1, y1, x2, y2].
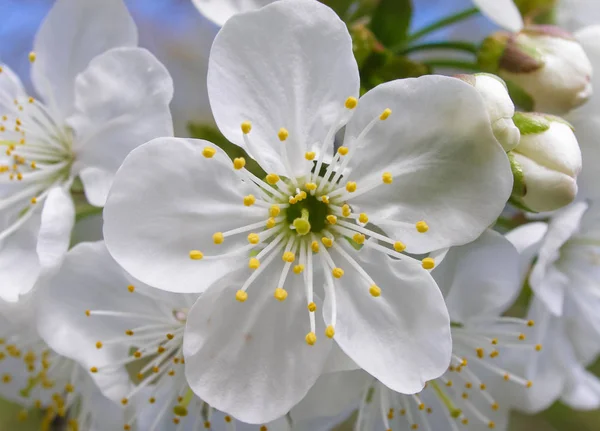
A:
[75, 204, 103, 222]
[400, 41, 478, 55]
[407, 7, 480, 43]
[422, 59, 480, 71]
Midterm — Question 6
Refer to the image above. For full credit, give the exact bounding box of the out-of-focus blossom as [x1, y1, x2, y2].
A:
[472, 0, 524, 33]
[192, 0, 277, 26]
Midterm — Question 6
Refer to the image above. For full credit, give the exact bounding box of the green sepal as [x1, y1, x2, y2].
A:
[478, 33, 509, 73]
[505, 80, 535, 112]
[508, 151, 527, 198]
[513, 112, 550, 135]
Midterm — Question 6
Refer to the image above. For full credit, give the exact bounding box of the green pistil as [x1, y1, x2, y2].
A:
[173, 388, 194, 417]
[293, 208, 311, 236]
[429, 381, 462, 418]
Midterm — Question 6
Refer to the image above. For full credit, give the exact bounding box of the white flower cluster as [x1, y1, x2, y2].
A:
[0, 0, 599, 430]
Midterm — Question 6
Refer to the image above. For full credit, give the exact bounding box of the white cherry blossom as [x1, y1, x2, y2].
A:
[103, 0, 512, 423]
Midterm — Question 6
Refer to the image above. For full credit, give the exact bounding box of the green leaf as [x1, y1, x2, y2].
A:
[187, 122, 266, 178]
[369, 0, 412, 48]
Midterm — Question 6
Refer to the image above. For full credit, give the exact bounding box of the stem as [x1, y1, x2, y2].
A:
[422, 59, 480, 71]
[400, 40, 479, 55]
[407, 7, 480, 43]
[75, 204, 103, 222]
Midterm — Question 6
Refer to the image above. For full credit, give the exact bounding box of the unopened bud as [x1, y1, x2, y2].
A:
[456, 73, 520, 151]
[479, 26, 593, 115]
[509, 113, 581, 212]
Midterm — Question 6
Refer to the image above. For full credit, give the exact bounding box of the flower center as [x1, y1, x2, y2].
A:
[286, 190, 331, 235]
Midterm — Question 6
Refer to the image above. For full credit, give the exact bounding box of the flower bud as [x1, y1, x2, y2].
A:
[456, 73, 520, 151]
[479, 26, 593, 115]
[509, 113, 582, 212]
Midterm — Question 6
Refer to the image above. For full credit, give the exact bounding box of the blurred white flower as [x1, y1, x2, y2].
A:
[192, 0, 277, 26]
[0, 0, 173, 302]
[103, 0, 512, 423]
[472, 0, 523, 33]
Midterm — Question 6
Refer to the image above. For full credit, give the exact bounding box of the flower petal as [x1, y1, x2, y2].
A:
[562, 367, 600, 410]
[192, 0, 276, 26]
[104, 137, 265, 293]
[343, 76, 512, 254]
[207, 0, 359, 177]
[68, 47, 174, 207]
[505, 221, 548, 285]
[183, 263, 331, 424]
[36, 186, 74, 270]
[31, 0, 137, 118]
[325, 242, 451, 394]
[471, 0, 524, 32]
[433, 229, 520, 323]
[0, 64, 28, 114]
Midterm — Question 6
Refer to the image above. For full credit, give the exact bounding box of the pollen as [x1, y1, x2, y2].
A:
[382, 172, 393, 184]
[421, 257, 435, 270]
[488, 422, 495, 429]
[31, 197, 37, 204]
[345, 97, 358, 109]
[121, 398, 128, 406]
[305, 182, 317, 191]
[311, 241, 320, 253]
[248, 233, 260, 244]
[202, 147, 216, 158]
[293, 264, 304, 274]
[416, 221, 429, 233]
[189, 250, 204, 260]
[337, 146, 349, 156]
[518, 333, 526, 341]
[535, 344, 543, 351]
[243, 194, 256, 206]
[380, 108, 392, 120]
[345, 182, 357, 193]
[85, 310, 90, 317]
[241, 121, 252, 134]
[246, 258, 260, 270]
[270, 205, 281, 217]
[266, 217, 276, 228]
[213, 232, 224, 244]
[528, 320, 535, 327]
[325, 325, 335, 338]
[278, 128, 289, 141]
[342, 204, 351, 217]
[308, 302, 317, 312]
[358, 213, 369, 224]
[326, 215, 337, 225]
[127, 284, 135, 293]
[305, 332, 317, 346]
[90, 367, 98, 373]
[235, 290, 248, 302]
[28, 52, 36, 63]
[332, 267, 344, 278]
[95, 341, 103, 349]
[394, 241, 406, 252]
[233, 157, 246, 170]
[274, 288, 288, 301]
[526, 381, 533, 388]
[266, 173, 280, 185]
[321, 237, 333, 248]
[282, 252, 295, 263]
[224, 416, 232, 423]
[353, 233, 365, 244]
[369, 285, 381, 297]
[305, 152, 316, 161]
[321, 195, 330, 204]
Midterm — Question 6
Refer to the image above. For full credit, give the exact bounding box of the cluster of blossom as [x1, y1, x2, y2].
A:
[0, 0, 599, 430]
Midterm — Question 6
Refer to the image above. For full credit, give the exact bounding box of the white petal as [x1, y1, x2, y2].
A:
[472, 0, 524, 32]
[192, 0, 277, 26]
[433, 229, 520, 322]
[208, 0, 359, 177]
[104, 137, 266, 294]
[343, 76, 512, 254]
[562, 368, 600, 410]
[79, 167, 113, 208]
[326, 242, 451, 394]
[69, 47, 174, 207]
[0, 211, 41, 302]
[31, 0, 137, 118]
[530, 202, 588, 315]
[183, 262, 331, 424]
[36, 241, 149, 401]
[36, 186, 74, 270]
[505, 221, 548, 285]
[0, 64, 28, 114]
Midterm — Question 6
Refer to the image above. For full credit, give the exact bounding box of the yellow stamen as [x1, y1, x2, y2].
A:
[337, 146, 349, 156]
[353, 233, 365, 244]
[235, 290, 248, 302]
[326, 215, 337, 225]
[311, 241, 320, 253]
[332, 267, 344, 278]
[325, 325, 335, 338]
[274, 288, 288, 301]
[346, 182, 357, 193]
[189, 250, 204, 260]
[307, 302, 317, 312]
[247, 233, 260, 244]
[305, 152, 316, 161]
[270, 205, 281, 217]
[305, 332, 317, 346]
[345, 97, 358, 109]
[358, 213, 369, 224]
[266, 173, 280, 185]
[241, 121, 252, 134]
[416, 221, 429, 233]
[422, 257, 435, 270]
[249, 258, 260, 270]
[282, 252, 295, 263]
[278, 128, 289, 141]
[243, 194, 256, 206]
[293, 264, 304, 274]
[321, 237, 333, 248]
[380, 108, 392, 120]
[342, 204, 351, 217]
[369, 285, 381, 297]
[382, 172, 393, 184]
[213, 232, 224, 244]
[233, 157, 246, 170]
[202, 147, 216, 158]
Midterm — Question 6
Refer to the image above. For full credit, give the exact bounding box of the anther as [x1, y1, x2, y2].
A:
[308, 302, 317, 312]
[278, 128, 289, 141]
[243, 194, 256, 206]
[213, 232, 224, 244]
[311, 241, 320, 253]
[321, 237, 333, 248]
[337, 146, 349, 156]
[236, 290, 248, 302]
[325, 325, 335, 338]
[416, 221, 429, 233]
[358, 213, 369, 224]
[233, 157, 246, 170]
[345, 97, 358, 109]
[248, 233, 260, 244]
[274, 288, 288, 302]
[270, 205, 281, 217]
[332, 267, 344, 278]
[345, 182, 357, 193]
[90, 367, 98, 373]
[305, 182, 317, 191]
[382, 172, 393, 184]
[305, 332, 317, 346]
[305, 152, 316, 161]
[369, 285, 381, 297]
[121, 398, 128, 406]
[293, 264, 304, 274]
[321, 196, 330, 204]
[189, 250, 204, 260]
[202, 147, 216, 158]
[28, 52, 36, 63]
[527, 320, 535, 327]
[421, 257, 435, 270]
[526, 381, 533, 388]
[224, 416, 232, 423]
[342, 204, 351, 217]
[326, 215, 337, 225]
[127, 284, 135, 293]
[394, 241, 406, 252]
[31, 197, 37, 204]
[241, 121, 252, 134]
[266, 174, 280, 185]
[282, 252, 295, 263]
[380, 108, 392, 120]
[266, 218, 276, 228]
[535, 344, 542, 351]
[249, 258, 260, 269]
[95, 341, 103, 349]
[353, 233, 365, 244]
